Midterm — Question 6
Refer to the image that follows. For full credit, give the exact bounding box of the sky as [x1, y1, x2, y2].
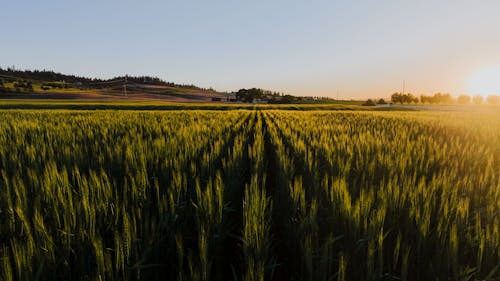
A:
[2, 0, 500, 99]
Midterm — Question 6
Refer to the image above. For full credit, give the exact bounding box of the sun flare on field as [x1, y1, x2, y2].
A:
[466, 66, 500, 97]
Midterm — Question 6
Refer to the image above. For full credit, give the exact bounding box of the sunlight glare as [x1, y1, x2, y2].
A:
[467, 66, 500, 97]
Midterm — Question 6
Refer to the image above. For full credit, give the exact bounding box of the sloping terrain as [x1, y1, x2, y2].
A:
[0, 69, 228, 102]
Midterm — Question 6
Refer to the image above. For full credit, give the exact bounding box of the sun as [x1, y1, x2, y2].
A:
[466, 66, 500, 97]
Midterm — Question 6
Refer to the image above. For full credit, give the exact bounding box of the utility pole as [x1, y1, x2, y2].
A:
[124, 75, 128, 97]
[337, 88, 340, 101]
[402, 80, 405, 95]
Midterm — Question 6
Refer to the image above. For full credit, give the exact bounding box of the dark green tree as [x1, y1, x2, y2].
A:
[281, 95, 296, 103]
[236, 88, 265, 103]
[391, 92, 402, 104]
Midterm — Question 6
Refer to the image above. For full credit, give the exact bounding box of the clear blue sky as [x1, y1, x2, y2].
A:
[2, 0, 500, 99]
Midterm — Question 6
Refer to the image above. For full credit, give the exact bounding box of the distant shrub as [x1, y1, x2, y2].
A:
[12, 80, 33, 92]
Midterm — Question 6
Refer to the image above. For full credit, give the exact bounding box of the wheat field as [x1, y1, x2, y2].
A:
[1, 109, 499, 280]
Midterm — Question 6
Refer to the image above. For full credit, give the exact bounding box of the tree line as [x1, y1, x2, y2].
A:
[0, 67, 213, 92]
[390, 92, 499, 105]
[235, 88, 334, 104]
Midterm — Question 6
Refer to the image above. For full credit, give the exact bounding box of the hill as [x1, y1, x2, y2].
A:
[0, 67, 227, 102]
[0, 67, 354, 104]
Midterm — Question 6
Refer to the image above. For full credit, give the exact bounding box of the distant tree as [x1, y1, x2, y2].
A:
[486, 95, 499, 105]
[473, 95, 484, 105]
[432, 94, 440, 103]
[236, 88, 266, 103]
[428, 93, 453, 104]
[420, 95, 430, 104]
[441, 93, 453, 104]
[13, 82, 20, 92]
[376, 98, 387, 105]
[391, 93, 419, 104]
[280, 95, 296, 103]
[26, 81, 34, 92]
[362, 99, 376, 106]
[457, 95, 471, 104]
[391, 92, 403, 104]
[405, 93, 418, 103]
[403, 93, 410, 103]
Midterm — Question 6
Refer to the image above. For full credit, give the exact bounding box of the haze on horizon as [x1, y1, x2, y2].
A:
[2, 0, 500, 99]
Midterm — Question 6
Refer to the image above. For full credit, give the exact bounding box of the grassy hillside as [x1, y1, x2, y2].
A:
[0, 68, 222, 101]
